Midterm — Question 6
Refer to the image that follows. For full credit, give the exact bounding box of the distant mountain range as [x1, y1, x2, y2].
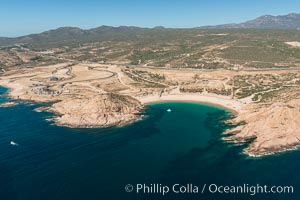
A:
[0, 26, 154, 48]
[201, 13, 300, 29]
[0, 13, 299, 48]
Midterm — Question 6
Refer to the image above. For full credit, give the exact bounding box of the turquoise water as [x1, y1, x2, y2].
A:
[0, 87, 299, 200]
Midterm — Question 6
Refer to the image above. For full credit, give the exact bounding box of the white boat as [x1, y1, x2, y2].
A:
[10, 141, 18, 146]
[167, 109, 172, 112]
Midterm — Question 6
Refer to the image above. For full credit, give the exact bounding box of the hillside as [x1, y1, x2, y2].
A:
[1, 13, 300, 48]
[1, 14, 300, 71]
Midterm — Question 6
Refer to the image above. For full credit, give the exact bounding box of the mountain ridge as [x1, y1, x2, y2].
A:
[0, 13, 299, 48]
[201, 13, 300, 29]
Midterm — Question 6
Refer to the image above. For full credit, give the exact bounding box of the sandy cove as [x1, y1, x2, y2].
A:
[2, 80, 300, 157]
[137, 93, 245, 114]
[1, 64, 300, 157]
[138, 94, 300, 157]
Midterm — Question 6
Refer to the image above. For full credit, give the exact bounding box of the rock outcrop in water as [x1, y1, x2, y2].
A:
[0, 102, 18, 107]
[50, 93, 143, 128]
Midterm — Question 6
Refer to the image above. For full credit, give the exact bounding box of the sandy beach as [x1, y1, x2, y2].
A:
[137, 93, 244, 114]
[1, 62, 300, 157]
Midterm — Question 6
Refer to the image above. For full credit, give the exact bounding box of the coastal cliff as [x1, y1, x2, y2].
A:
[49, 93, 143, 128]
[226, 99, 300, 156]
[2, 62, 300, 157]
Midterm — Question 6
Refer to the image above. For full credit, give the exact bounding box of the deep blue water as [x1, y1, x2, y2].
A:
[0, 86, 299, 200]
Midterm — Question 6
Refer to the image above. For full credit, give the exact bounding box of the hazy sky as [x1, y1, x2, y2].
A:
[1, 0, 299, 37]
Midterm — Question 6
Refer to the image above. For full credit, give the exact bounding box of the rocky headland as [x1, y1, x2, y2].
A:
[1, 63, 300, 157]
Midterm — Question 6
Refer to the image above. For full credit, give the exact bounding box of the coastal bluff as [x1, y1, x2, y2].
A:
[50, 93, 143, 128]
[1, 62, 300, 157]
[226, 100, 300, 156]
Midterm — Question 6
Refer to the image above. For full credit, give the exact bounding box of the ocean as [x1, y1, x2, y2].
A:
[0, 87, 299, 200]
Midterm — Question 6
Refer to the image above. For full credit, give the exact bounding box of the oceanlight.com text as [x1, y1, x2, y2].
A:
[125, 183, 294, 196]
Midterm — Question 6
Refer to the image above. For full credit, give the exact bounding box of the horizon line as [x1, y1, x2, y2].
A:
[1, 12, 299, 38]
